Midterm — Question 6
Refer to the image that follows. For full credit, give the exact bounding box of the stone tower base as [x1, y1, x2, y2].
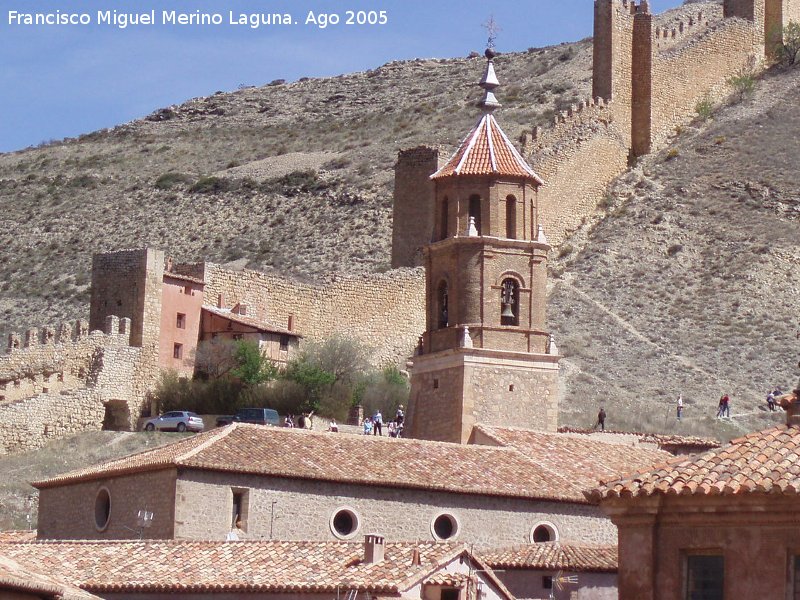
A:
[406, 348, 560, 444]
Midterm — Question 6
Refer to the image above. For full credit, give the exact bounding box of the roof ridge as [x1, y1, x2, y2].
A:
[175, 422, 238, 464]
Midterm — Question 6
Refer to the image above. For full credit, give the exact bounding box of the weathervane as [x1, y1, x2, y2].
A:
[482, 16, 501, 50]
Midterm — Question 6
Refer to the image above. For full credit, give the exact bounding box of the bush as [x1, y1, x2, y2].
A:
[154, 172, 193, 190]
[695, 97, 714, 120]
[779, 21, 800, 65]
[727, 73, 755, 101]
[231, 339, 278, 385]
[190, 176, 234, 194]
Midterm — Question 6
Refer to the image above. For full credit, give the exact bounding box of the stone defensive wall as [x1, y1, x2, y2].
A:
[634, 6, 763, 154]
[0, 315, 145, 454]
[195, 263, 427, 366]
[522, 98, 629, 247]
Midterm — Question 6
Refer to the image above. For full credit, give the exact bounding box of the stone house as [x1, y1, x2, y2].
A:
[481, 542, 618, 600]
[0, 536, 513, 600]
[33, 423, 670, 548]
[588, 391, 800, 600]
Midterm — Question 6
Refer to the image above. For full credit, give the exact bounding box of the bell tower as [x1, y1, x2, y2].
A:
[405, 50, 561, 444]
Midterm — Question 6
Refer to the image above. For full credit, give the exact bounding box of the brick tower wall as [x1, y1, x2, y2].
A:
[391, 146, 444, 268]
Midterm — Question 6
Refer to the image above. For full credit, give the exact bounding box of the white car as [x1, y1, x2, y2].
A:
[143, 411, 204, 433]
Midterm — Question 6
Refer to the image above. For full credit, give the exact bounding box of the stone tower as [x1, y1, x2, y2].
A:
[405, 51, 561, 444]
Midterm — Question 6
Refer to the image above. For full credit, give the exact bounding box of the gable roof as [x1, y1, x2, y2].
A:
[431, 114, 543, 183]
[0, 553, 100, 600]
[202, 305, 300, 337]
[481, 542, 618, 573]
[0, 540, 503, 596]
[472, 425, 673, 493]
[588, 425, 800, 501]
[35, 423, 588, 503]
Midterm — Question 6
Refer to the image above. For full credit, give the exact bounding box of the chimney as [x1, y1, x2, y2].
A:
[217, 294, 225, 309]
[166, 257, 173, 272]
[364, 534, 385, 564]
[781, 390, 800, 427]
[411, 546, 421, 566]
[287, 314, 294, 332]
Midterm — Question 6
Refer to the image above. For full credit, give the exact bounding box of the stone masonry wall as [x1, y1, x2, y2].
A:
[37, 469, 177, 540]
[522, 100, 630, 247]
[199, 264, 427, 366]
[0, 316, 147, 454]
[173, 469, 617, 548]
[641, 15, 762, 154]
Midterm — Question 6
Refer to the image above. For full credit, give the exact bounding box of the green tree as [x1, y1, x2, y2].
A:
[231, 339, 278, 385]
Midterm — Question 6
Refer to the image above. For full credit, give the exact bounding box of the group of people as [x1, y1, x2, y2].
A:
[766, 387, 784, 411]
[363, 405, 404, 438]
[284, 413, 312, 429]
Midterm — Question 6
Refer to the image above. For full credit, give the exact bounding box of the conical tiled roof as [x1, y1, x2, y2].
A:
[431, 113, 543, 181]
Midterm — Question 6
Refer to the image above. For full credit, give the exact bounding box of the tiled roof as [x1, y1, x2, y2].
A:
[0, 530, 36, 543]
[35, 423, 588, 503]
[589, 425, 800, 501]
[557, 427, 720, 450]
[202, 305, 300, 337]
[473, 425, 673, 493]
[0, 553, 100, 600]
[481, 542, 618, 573]
[0, 540, 478, 594]
[432, 114, 543, 182]
[163, 271, 205, 285]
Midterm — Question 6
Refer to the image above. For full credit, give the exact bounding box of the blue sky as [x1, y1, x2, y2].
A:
[0, 0, 684, 153]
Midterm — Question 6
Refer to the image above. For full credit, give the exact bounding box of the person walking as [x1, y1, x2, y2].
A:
[597, 407, 606, 431]
[677, 394, 683, 421]
[720, 394, 730, 418]
[767, 390, 776, 412]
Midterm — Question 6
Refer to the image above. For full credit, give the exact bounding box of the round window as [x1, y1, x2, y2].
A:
[531, 522, 558, 543]
[330, 507, 360, 539]
[431, 513, 459, 540]
[94, 487, 111, 531]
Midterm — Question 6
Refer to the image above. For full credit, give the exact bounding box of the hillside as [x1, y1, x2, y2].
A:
[550, 65, 800, 438]
[0, 40, 592, 341]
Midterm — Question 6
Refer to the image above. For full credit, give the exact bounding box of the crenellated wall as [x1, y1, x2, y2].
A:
[0, 315, 148, 454]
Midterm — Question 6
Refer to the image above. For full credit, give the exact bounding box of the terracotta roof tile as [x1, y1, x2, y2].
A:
[202, 305, 300, 337]
[163, 271, 205, 285]
[0, 530, 36, 543]
[0, 553, 100, 599]
[589, 425, 800, 501]
[432, 115, 543, 182]
[0, 540, 475, 594]
[473, 425, 673, 492]
[35, 424, 589, 503]
[557, 427, 720, 451]
[481, 542, 618, 573]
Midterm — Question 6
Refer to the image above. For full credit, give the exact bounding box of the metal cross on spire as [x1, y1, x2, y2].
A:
[482, 15, 501, 50]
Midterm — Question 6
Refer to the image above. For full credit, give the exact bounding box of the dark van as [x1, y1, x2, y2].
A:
[216, 408, 280, 427]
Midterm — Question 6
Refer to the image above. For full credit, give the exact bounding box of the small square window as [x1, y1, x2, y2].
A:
[176, 313, 186, 329]
[509, 384, 515, 392]
[542, 576, 553, 590]
[433, 378, 439, 390]
[280, 335, 289, 351]
[173, 343, 183, 359]
[232, 334, 243, 341]
[685, 554, 724, 600]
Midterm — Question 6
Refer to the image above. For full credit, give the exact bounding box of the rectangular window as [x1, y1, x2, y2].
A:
[184, 285, 192, 295]
[176, 313, 186, 329]
[433, 378, 439, 390]
[793, 556, 800, 600]
[542, 576, 553, 590]
[440, 589, 460, 600]
[685, 554, 724, 600]
[232, 333, 243, 341]
[173, 343, 183, 359]
[231, 488, 249, 530]
[280, 335, 289, 351]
